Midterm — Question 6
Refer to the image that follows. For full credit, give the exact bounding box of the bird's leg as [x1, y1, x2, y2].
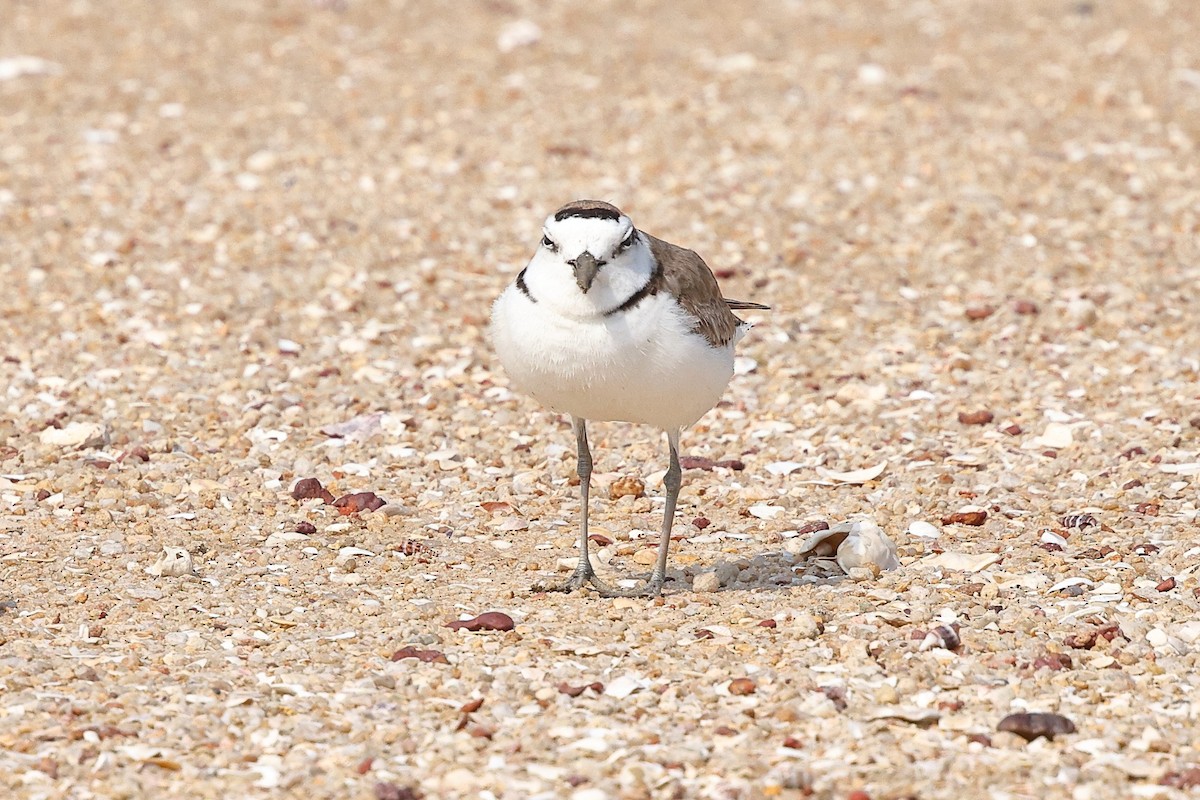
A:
[601, 428, 681, 598]
[533, 417, 610, 593]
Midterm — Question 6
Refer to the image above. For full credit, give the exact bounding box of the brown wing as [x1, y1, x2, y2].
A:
[644, 233, 759, 348]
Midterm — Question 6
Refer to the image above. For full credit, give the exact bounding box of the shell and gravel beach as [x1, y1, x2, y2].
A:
[3, 1, 1200, 798]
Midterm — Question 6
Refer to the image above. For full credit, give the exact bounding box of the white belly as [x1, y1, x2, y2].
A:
[490, 286, 736, 431]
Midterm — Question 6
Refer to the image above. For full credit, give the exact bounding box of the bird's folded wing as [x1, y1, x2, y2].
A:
[645, 233, 761, 348]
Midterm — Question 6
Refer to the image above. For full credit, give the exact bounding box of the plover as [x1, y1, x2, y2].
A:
[490, 200, 767, 596]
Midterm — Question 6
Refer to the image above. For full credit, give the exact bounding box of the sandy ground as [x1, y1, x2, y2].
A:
[3, 1, 1200, 798]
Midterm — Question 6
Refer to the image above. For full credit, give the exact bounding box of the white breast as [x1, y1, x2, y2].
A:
[490, 284, 735, 431]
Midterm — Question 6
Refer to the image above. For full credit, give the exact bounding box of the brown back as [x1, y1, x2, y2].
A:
[644, 233, 746, 348]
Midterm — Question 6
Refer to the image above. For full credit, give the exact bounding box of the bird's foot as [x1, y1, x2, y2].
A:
[532, 563, 611, 594]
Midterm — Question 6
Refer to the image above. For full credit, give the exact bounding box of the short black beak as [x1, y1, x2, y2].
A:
[570, 252, 604, 293]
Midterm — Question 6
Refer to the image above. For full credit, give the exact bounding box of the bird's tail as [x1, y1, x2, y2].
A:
[725, 299, 770, 310]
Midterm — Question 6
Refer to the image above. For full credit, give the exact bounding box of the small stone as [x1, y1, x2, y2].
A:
[610, 476, 645, 500]
[1160, 768, 1200, 790]
[333, 491, 386, 514]
[728, 677, 756, 695]
[292, 477, 334, 503]
[446, 611, 515, 632]
[964, 305, 995, 320]
[957, 409, 994, 425]
[390, 646, 449, 664]
[693, 571, 722, 592]
[1156, 577, 1176, 592]
[374, 782, 421, 800]
[942, 510, 987, 526]
[633, 547, 659, 565]
[997, 712, 1076, 741]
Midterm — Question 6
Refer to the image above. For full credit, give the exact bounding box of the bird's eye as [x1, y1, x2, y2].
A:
[617, 229, 636, 252]
[541, 235, 557, 250]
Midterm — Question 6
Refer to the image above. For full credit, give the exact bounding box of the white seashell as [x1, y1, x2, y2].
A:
[1048, 576, 1093, 593]
[1160, 462, 1200, 475]
[793, 519, 899, 574]
[604, 674, 649, 699]
[1041, 530, 1070, 547]
[0, 56, 62, 81]
[39, 422, 105, 447]
[264, 531, 310, 547]
[834, 520, 900, 573]
[765, 461, 805, 476]
[864, 706, 940, 725]
[1029, 422, 1074, 450]
[496, 19, 542, 53]
[748, 504, 785, 519]
[733, 356, 758, 375]
[916, 552, 1002, 572]
[907, 520, 940, 538]
[816, 461, 887, 484]
[145, 547, 193, 577]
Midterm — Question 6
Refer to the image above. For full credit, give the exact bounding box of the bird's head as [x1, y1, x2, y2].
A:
[538, 200, 642, 295]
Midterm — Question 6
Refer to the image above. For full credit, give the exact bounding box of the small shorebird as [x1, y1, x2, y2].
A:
[490, 200, 766, 596]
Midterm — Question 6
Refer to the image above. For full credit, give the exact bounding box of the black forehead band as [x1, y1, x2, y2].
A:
[554, 206, 622, 222]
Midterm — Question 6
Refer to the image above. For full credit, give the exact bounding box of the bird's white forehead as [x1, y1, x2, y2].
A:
[543, 214, 632, 254]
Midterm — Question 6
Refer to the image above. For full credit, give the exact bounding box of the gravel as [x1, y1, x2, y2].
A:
[3, 1, 1200, 798]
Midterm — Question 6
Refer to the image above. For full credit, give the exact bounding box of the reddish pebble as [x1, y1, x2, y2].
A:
[680, 455, 716, 470]
[374, 782, 421, 800]
[998, 712, 1076, 741]
[390, 646, 449, 664]
[558, 681, 604, 697]
[1031, 652, 1073, 671]
[294, 521, 317, 535]
[964, 305, 994, 320]
[1013, 299, 1039, 315]
[942, 510, 988, 526]
[782, 736, 804, 749]
[714, 725, 738, 736]
[1160, 768, 1200, 789]
[479, 501, 511, 513]
[588, 533, 614, 546]
[847, 791, 872, 800]
[728, 677, 756, 696]
[797, 520, 831, 535]
[1157, 577, 1176, 592]
[715, 459, 745, 470]
[758, 619, 777, 628]
[692, 517, 711, 529]
[333, 491, 386, 514]
[957, 409, 995, 425]
[460, 698, 484, 713]
[356, 757, 374, 775]
[1002, 423, 1023, 436]
[292, 477, 335, 503]
[446, 611, 514, 632]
